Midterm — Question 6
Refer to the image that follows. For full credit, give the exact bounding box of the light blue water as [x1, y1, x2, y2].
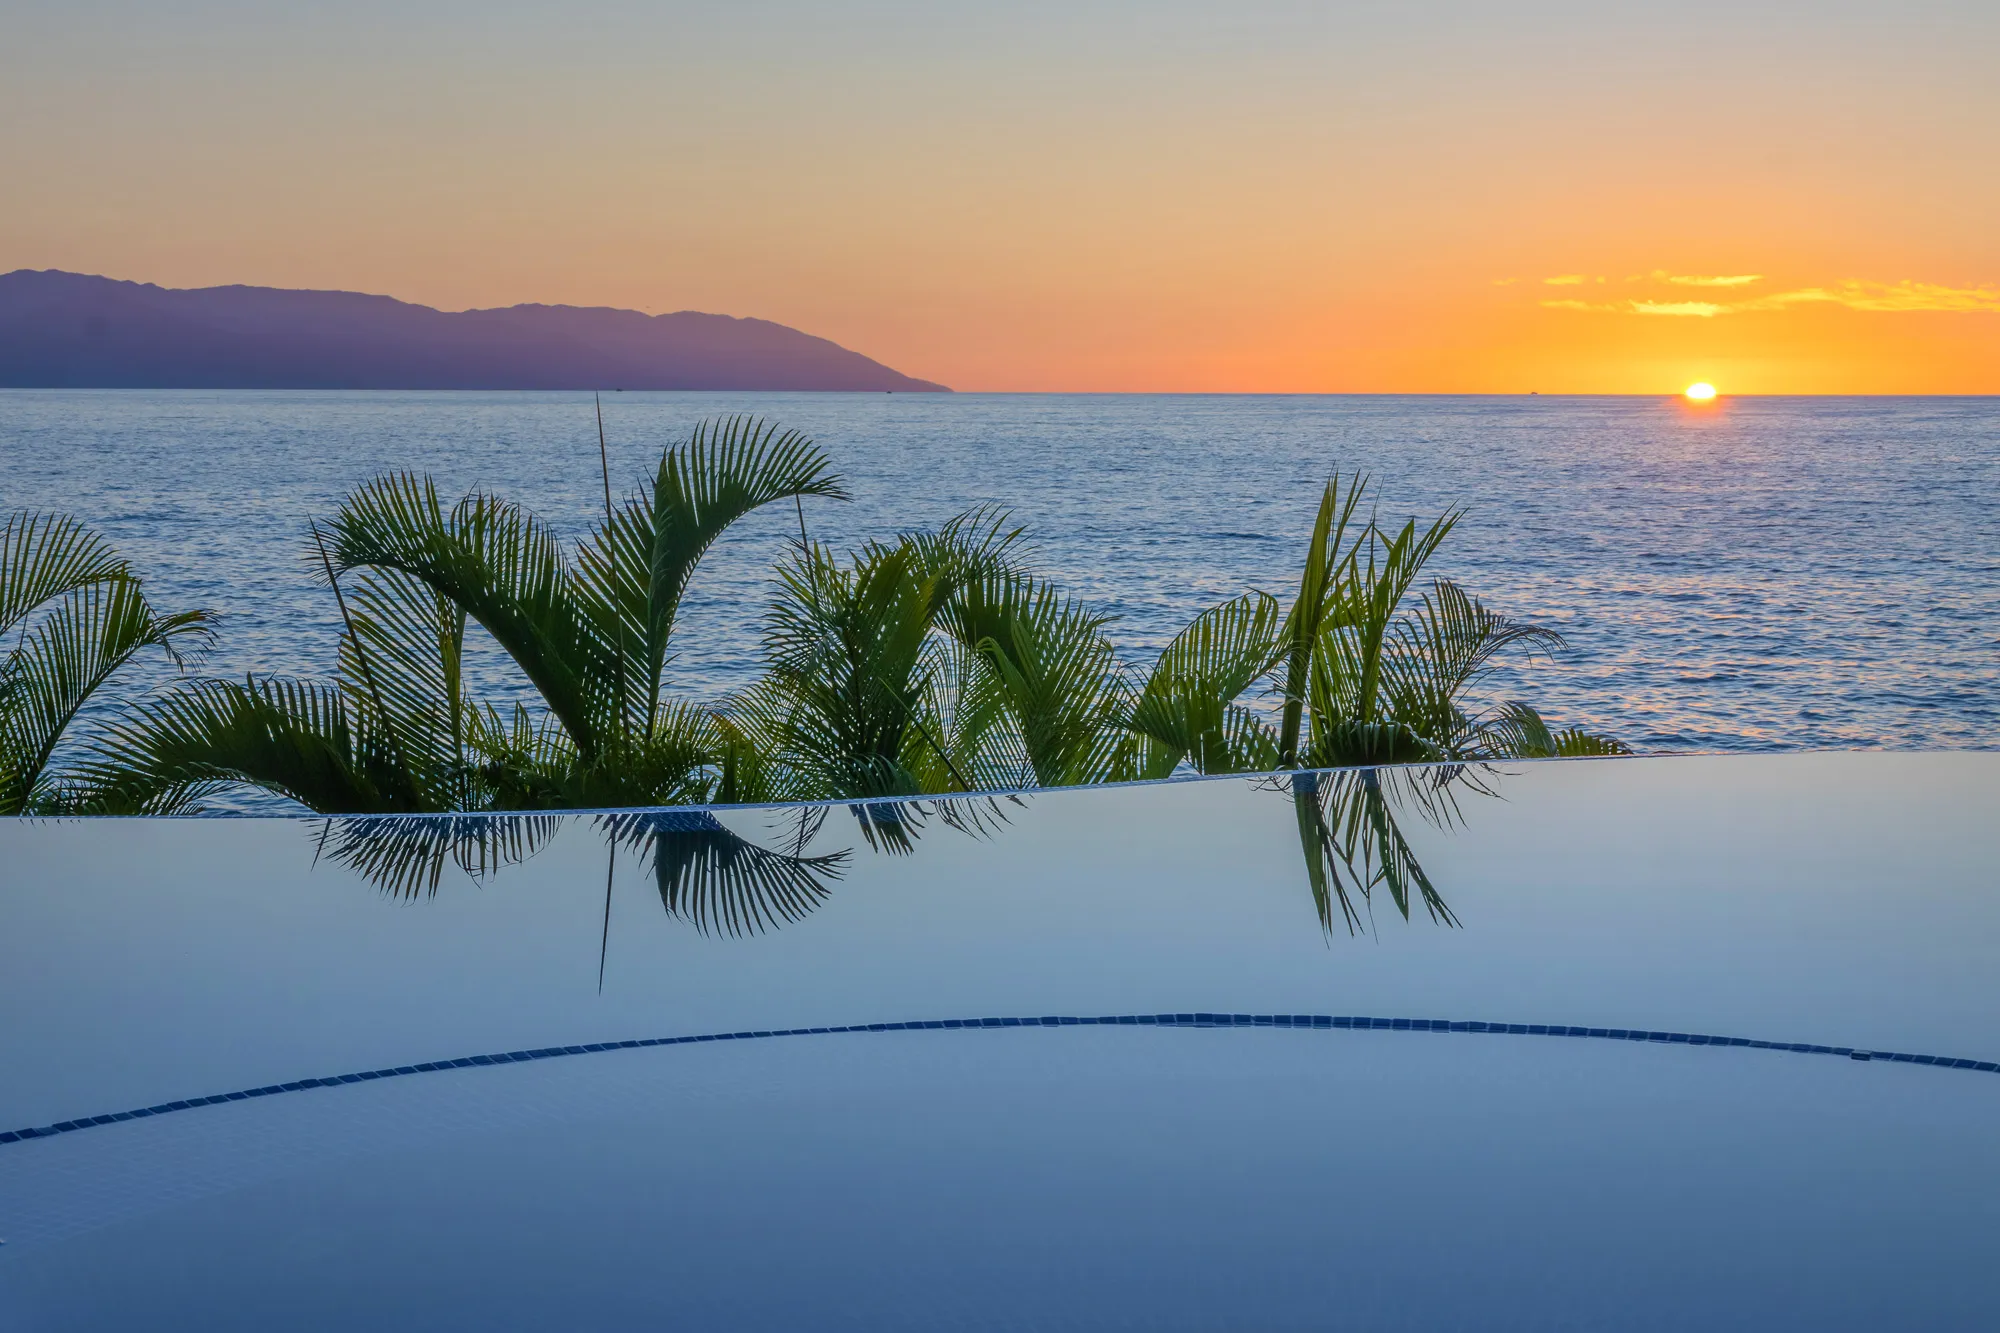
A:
[4, 390, 1997, 756]
[5, 754, 2000, 1328]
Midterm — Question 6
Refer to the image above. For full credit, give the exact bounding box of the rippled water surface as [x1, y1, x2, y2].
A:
[5, 390, 1997, 755]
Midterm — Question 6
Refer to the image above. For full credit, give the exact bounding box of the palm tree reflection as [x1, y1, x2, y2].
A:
[599, 808, 850, 937]
[314, 768, 1470, 939]
[313, 812, 563, 900]
[1272, 766, 1471, 934]
[847, 793, 1020, 855]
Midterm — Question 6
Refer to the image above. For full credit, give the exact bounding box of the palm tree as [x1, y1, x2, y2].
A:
[0, 512, 213, 814]
[1121, 591, 1286, 778]
[731, 526, 997, 801]
[728, 507, 1130, 800]
[92, 416, 844, 813]
[1124, 477, 1626, 776]
[938, 568, 1129, 788]
[78, 436, 1628, 814]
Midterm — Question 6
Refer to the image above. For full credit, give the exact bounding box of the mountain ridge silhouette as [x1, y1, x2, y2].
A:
[0, 269, 949, 391]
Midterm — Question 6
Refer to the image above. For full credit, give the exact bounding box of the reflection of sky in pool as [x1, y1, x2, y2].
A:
[4, 752, 1998, 1330]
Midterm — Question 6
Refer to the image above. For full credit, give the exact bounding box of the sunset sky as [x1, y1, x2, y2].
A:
[5, 1, 1996, 393]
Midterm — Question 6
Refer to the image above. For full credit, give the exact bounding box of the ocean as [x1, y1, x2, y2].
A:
[5, 390, 1997, 770]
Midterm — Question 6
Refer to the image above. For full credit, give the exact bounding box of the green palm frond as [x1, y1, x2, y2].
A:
[1482, 701, 1631, 758]
[1337, 508, 1460, 725]
[907, 631, 1019, 792]
[941, 571, 1126, 787]
[333, 565, 473, 807]
[754, 538, 957, 798]
[904, 504, 1031, 584]
[313, 417, 847, 801]
[574, 416, 846, 735]
[1546, 728, 1630, 757]
[1303, 619, 1368, 745]
[712, 678, 803, 803]
[1379, 579, 1566, 755]
[1214, 703, 1282, 774]
[1126, 591, 1283, 775]
[78, 676, 423, 814]
[0, 578, 214, 814]
[1276, 477, 1368, 765]
[706, 709, 769, 804]
[462, 701, 579, 808]
[564, 700, 728, 808]
[323, 475, 613, 757]
[1, 511, 130, 638]
[1100, 721, 1179, 785]
[1299, 718, 1437, 770]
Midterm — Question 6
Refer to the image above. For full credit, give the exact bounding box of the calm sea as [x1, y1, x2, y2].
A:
[6, 390, 1997, 767]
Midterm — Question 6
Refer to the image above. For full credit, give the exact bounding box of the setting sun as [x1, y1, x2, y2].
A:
[1684, 382, 1718, 401]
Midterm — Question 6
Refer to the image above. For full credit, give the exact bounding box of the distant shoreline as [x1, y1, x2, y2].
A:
[0, 270, 950, 393]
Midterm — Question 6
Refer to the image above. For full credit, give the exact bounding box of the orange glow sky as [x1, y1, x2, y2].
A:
[5, 1, 1996, 393]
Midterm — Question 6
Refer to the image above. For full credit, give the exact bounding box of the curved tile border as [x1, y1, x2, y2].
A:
[7, 1012, 1994, 1148]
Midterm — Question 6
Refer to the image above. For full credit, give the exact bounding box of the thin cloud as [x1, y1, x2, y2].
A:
[1743, 280, 2000, 313]
[1536, 278, 2000, 317]
[1631, 300, 1725, 317]
[1492, 277, 1520, 286]
[1543, 274, 1587, 285]
[1660, 272, 1762, 287]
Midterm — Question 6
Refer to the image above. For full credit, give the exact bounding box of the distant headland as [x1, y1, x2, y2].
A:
[0, 269, 949, 392]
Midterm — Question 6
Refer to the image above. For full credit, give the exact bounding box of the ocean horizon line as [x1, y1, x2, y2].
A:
[4, 387, 1996, 399]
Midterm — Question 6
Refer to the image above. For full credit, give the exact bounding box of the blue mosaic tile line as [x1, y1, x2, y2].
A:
[5, 1013, 1993, 1149]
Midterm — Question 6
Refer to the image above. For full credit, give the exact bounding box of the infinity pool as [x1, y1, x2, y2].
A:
[2, 753, 1996, 1329]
